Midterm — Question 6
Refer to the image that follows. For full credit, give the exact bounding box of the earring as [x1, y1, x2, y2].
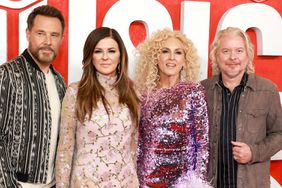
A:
[180, 66, 185, 81]
[117, 64, 121, 75]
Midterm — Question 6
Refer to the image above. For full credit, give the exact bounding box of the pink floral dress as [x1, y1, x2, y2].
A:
[56, 74, 138, 188]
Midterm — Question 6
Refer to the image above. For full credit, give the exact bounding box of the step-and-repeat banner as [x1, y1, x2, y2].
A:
[0, 0, 281, 187]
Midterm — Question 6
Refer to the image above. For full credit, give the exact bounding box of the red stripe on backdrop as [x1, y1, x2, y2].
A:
[270, 160, 282, 186]
[4, 0, 43, 60]
[49, 0, 69, 84]
[7, 10, 19, 60]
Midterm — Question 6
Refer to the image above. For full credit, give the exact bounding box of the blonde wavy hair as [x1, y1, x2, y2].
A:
[134, 28, 199, 92]
[210, 27, 255, 75]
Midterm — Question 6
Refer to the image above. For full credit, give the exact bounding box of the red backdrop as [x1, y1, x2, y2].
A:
[1, 0, 282, 186]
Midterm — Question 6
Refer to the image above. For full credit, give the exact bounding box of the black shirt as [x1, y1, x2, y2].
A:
[217, 73, 248, 188]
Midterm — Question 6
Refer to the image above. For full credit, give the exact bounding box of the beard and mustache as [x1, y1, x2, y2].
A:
[29, 45, 57, 66]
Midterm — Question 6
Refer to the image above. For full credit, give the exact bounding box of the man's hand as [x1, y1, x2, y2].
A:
[231, 141, 252, 164]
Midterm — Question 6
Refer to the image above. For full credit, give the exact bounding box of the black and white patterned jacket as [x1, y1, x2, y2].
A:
[0, 49, 66, 187]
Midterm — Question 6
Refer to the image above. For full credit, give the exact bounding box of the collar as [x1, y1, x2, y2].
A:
[244, 73, 256, 91]
[218, 73, 248, 89]
[209, 73, 253, 91]
[22, 49, 54, 73]
[96, 72, 117, 88]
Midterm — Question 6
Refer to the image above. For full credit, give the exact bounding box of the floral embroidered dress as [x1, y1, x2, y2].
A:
[56, 74, 139, 188]
[137, 81, 210, 188]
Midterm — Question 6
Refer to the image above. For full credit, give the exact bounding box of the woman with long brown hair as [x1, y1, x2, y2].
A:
[55, 27, 139, 188]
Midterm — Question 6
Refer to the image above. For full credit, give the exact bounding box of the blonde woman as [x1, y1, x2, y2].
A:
[135, 28, 210, 187]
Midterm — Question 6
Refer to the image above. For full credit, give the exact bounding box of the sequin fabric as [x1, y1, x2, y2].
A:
[137, 81, 209, 187]
[55, 73, 139, 188]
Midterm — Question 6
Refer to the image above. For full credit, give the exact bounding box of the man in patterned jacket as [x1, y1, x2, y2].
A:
[0, 5, 66, 188]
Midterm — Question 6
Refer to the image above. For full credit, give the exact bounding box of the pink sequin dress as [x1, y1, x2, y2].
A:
[137, 81, 209, 187]
[56, 74, 139, 188]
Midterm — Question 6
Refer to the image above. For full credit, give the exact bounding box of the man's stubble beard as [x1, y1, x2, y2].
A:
[29, 45, 57, 66]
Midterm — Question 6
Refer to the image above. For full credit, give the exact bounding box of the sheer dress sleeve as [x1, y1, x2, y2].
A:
[56, 83, 78, 188]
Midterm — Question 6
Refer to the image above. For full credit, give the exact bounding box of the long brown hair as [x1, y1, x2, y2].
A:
[76, 27, 139, 124]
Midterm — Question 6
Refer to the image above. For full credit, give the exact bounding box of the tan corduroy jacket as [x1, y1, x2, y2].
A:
[201, 73, 282, 188]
